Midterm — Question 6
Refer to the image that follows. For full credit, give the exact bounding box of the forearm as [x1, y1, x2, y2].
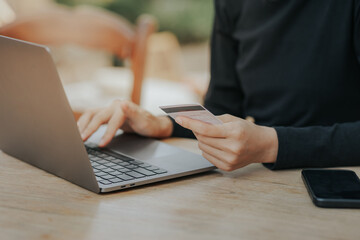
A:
[264, 122, 360, 170]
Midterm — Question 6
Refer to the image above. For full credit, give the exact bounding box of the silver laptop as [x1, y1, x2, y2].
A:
[0, 35, 215, 193]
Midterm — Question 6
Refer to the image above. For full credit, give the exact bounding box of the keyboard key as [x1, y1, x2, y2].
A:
[112, 165, 125, 170]
[126, 171, 145, 179]
[133, 168, 156, 176]
[102, 168, 116, 173]
[104, 162, 117, 167]
[109, 171, 123, 176]
[90, 157, 102, 161]
[119, 162, 130, 166]
[145, 166, 159, 171]
[96, 165, 108, 170]
[95, 176, 103, 181]
[100, 180, 112, 185]
[91, 151, 101, 156]
[97, 160, 108, 164]
[126, 164, 138, 169]
[119, 174, 135, 181]
[91, 162, 100, 167]
[112, 159, 124, 164]
[153, 169, 167, 174]
[108, 177, 123, 183]
[139, 163, 152, 168]
[101, 174, 115, 180]
[96, 172, 108, 177]
[105, 156, 116, 160]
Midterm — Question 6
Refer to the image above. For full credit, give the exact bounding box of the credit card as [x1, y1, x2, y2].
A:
[159, 104, 223, 125]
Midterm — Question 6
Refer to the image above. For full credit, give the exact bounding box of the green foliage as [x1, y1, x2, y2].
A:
[55, 0, 213, 43]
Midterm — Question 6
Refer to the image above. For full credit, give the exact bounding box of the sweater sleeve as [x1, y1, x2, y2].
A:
[264, 122, 360, 170]
[170, 116, 195, 139]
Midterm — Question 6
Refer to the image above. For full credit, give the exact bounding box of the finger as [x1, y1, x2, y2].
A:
[201, 151, 231, 171]
[202, 148, 247, 171]
[217, 114, 237, 123]
[198, 141, 235, 166]
[98, 109, 126, 147]
[77, 110, 96, 133]
[81, 109, 111, 141]
[195, 133, 235, 153]
[175, 116, 226, 138]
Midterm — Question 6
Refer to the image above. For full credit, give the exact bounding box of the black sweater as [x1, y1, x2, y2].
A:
[171, 0, 360, 170]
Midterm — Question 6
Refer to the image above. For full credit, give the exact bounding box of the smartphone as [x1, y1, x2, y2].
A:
[302, 169, 360, 208]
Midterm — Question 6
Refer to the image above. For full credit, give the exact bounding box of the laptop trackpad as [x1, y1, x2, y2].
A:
[107, 134, 181, 160]
[86, 126, 182, 160]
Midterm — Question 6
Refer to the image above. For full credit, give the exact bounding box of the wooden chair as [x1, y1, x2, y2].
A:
[0, 7, 156, 119]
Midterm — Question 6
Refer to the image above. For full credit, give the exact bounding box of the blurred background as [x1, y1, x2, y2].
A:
[0, 0, 214, 115]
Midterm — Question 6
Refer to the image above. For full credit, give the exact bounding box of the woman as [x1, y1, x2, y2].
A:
[78, 0, 360, 171]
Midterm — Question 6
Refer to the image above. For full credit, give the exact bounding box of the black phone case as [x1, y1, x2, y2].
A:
[301, 169, 360, 208]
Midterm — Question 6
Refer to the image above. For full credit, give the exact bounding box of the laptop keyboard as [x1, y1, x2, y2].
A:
[86, 146, 168, 185]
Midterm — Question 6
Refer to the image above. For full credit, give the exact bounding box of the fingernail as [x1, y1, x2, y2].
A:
[81, 133, 86, 140]
[175, 117, 182, 125]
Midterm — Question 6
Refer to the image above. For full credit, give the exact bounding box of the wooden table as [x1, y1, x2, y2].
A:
[1, 138, 359, 240]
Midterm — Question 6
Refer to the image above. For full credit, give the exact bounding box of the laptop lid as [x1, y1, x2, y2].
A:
[0, 36, 100, 193]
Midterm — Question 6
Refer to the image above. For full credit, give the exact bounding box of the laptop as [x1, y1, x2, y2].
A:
[0, 35, 215, 193]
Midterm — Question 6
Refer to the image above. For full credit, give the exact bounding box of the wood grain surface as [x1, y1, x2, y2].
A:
[1, 138, 359, 240]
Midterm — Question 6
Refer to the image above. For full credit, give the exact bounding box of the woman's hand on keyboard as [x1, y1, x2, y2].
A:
[77, 100, 173, 147]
